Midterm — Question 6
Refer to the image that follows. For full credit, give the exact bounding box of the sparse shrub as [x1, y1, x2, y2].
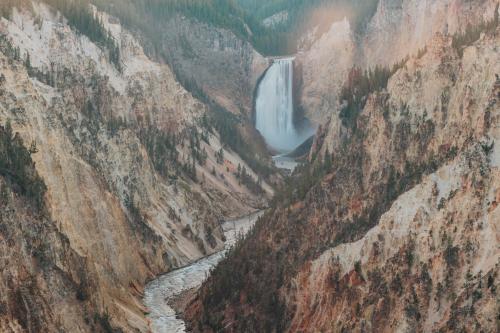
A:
[0, 182, 9, 206]
[481, 141, 495, 155]
[444, 243, 460, 268]
[420, 263, 432, 295]
[487, 274, 496, 293]
[107, 117, 127, 137]
[139, 126, 179, 178]
[94, 310, 121, 333]
[405, 242, 415, 268]
[452, 5, 499, 57]
[438, 197, 446, 210]
[391, 274, 403, 296]
[181, 224, 192, 237]
[0, 121, 47, 211]
[354, 260, 363, 276]
[472, 289, 482, 303]
[339, 61, 407, 128]
[238, 165, 264, 194]
[76, 281, 89, 301]
[404, 288, 421, 321]
[215, 148, 224, 164]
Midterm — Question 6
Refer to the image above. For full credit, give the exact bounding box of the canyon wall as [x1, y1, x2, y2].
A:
[298, 0, 499, 125]
[157, 15, 268, 117]
[362, 0, 498, 68]
[297, 17, 355, 125]
[185, 2, 499, 332]
[0, 3, 270, 332]
[288, 30, 500, 332]
[143, 13, 272, 171]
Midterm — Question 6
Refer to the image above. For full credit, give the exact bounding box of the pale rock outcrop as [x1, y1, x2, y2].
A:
[297, 0, 499, 124]
[287, 26, 500, 333]
[362, 0, 499, 68]
[0, 2, 270, 332]
[297, 18, 355, 124]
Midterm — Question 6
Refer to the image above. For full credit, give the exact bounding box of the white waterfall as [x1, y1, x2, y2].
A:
[255, 58, 304, 152]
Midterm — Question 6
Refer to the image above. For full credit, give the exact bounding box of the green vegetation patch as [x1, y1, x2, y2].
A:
[0, 121, 47, 211]
[451, 4, 499, 57]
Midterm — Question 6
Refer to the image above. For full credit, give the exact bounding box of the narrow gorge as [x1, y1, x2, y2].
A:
[0, 1, 499, 333]
[143, 55, 314, 332]
[144, 211, 264, 333]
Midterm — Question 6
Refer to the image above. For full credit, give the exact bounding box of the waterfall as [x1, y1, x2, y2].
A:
[255, 58, 303, 152]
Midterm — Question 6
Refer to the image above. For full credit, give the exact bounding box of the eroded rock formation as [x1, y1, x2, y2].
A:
[185, 2, 500, 332]
[0, 2, 271, 332]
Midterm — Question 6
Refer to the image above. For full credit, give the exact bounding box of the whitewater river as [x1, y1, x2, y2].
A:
[143, 211, 264, 333]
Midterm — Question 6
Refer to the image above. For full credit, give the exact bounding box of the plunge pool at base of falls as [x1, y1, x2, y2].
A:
[272, 154, 299, 171]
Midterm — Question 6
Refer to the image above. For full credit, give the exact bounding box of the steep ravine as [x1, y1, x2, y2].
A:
[1, 1, 499, 332]
[0, 2, 272, 332]
[185, 4, 500, 332]
[144, 211, 263, 333]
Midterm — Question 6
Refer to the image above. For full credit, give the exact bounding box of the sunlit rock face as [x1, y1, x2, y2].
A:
[0, 3, 271, 332]
[296, 0, 498, 124]
[255, 58, 314, 153]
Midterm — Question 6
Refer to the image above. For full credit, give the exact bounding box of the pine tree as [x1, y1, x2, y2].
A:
[24, 52, 31, 70]
[323, 148, 332, 172]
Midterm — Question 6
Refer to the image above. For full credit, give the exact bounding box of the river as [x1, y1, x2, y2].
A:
[143, 210, 264, 333]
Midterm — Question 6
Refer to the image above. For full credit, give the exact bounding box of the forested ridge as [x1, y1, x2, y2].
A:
[1, 0, 381, 56]
[1, 0, 277, 191]
[237, 0, 379, 53]
[96, 0, 380, 55]
[0, 0, 388, 73]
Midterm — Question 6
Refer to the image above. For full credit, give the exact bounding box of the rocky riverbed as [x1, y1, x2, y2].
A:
[143, 211, 264, 333]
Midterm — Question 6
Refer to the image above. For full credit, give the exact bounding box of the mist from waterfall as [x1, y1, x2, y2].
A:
[255, 58, 313, 153]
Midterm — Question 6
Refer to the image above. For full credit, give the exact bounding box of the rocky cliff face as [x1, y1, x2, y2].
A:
[297, 0, 499, 124]
[362, 0, 498, 68]
[128, 12, 272, 175]
[0, 2, 270, 332]
[185, 3, 499, 332]
[0, 173, 94, 333]
[297, 17, 355, 124]
[158, 15, 268, 117]
[287, 30, 500, 332]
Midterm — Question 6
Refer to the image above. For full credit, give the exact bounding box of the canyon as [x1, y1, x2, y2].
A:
[144, 211, 263, 333]
[0, 2, 272, 332]
[0, 0, 499, 332]
[185, 1, 500, 332]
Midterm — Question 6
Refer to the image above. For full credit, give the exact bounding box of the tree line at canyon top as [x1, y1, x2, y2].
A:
[1, 0, 380, 56]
